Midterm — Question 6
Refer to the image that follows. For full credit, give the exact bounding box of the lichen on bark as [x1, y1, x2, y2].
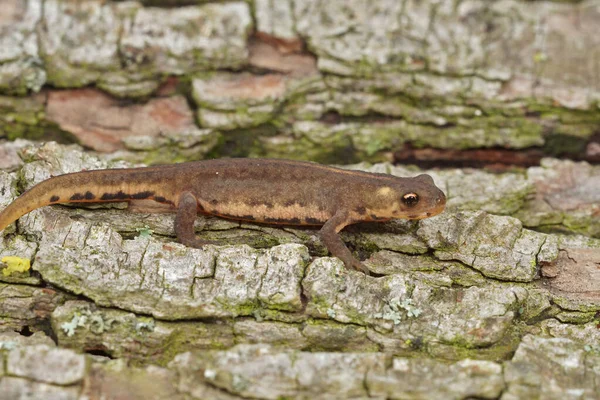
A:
[1, 0, 600, 397]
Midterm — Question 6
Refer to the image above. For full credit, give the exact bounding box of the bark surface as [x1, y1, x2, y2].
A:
[1, 0, 599, 398]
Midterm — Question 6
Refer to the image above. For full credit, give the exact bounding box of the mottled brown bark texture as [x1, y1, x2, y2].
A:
[0, 0, 598, 165]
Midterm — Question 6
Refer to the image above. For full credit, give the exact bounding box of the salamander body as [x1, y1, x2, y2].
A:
[0, 158, 446, 273]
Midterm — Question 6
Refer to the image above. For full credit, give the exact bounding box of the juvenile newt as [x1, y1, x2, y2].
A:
[0, 159, 446, 273]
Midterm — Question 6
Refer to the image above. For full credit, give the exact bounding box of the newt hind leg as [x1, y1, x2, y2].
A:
[174, 191, 217, 247]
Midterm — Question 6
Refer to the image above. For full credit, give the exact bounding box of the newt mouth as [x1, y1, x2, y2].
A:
[406, 203, 446, 220]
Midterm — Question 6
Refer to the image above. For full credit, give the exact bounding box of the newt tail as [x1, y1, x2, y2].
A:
[0, 166, 176, 232]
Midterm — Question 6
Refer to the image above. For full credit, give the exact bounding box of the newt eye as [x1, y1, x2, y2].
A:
[402, 193, 419, 207]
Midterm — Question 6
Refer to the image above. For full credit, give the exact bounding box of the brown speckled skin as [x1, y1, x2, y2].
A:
[0, 159, 446, 273]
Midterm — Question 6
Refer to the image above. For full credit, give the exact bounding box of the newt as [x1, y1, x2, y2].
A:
[0, 158, 446, 273]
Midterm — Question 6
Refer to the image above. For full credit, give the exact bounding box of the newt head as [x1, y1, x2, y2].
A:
[365, 174, 446, 221]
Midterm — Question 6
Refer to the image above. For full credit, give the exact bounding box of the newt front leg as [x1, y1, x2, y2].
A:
[319, 211, 369, 275]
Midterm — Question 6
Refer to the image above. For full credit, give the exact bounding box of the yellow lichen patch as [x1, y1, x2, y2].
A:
[1, 256, 31, 276]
